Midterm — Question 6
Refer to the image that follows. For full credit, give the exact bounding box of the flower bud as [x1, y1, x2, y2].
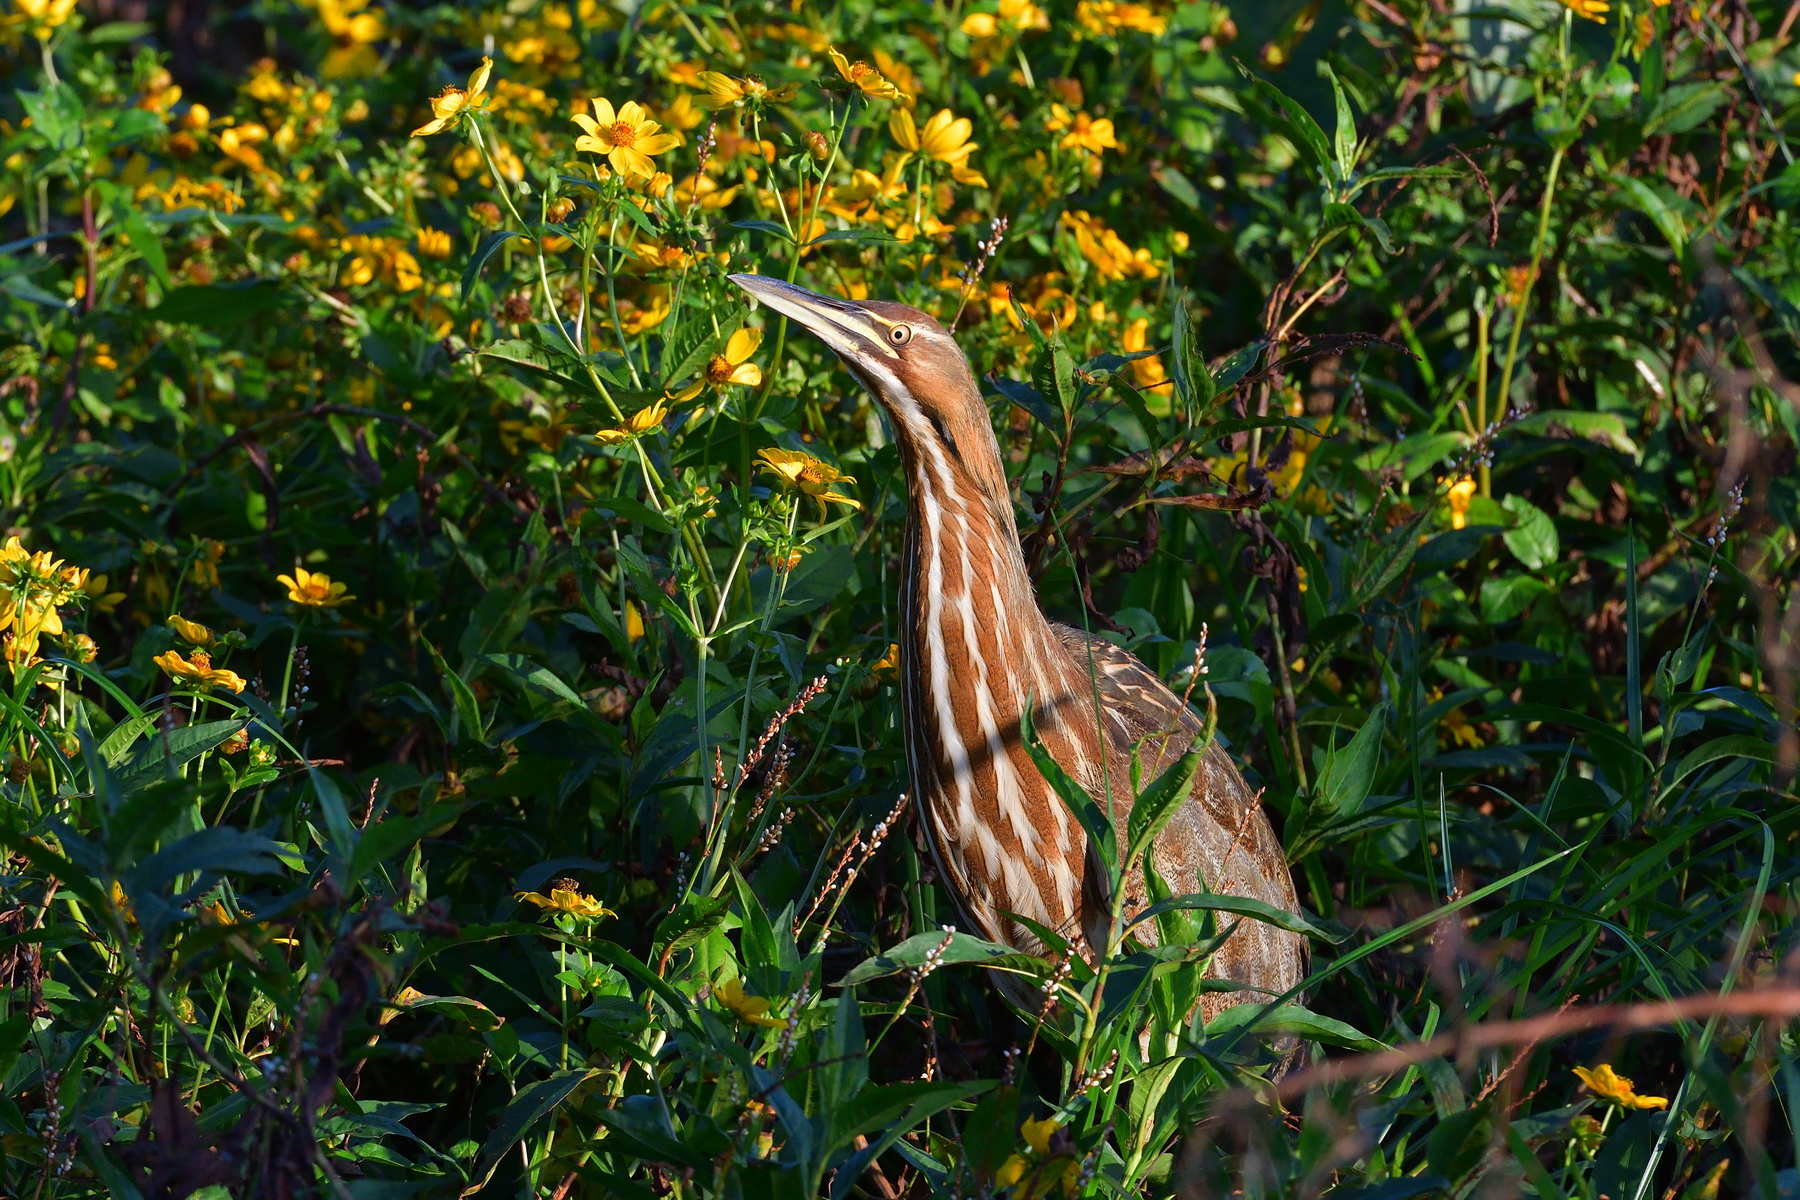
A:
[803, 130, 830, 160]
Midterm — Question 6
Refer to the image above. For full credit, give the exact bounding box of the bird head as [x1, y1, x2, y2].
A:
[727, 275, 1000, 490]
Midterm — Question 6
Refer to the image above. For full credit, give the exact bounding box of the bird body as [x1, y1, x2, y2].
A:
[730, 275, 1306, 1011]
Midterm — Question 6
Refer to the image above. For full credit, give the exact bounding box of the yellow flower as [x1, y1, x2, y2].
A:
[572, 97, 681, 180]
[82, 574, 124, 614]
[624, 600, 646, 641]
[593, 398, 670, 445]
[277, 566, 354, 608]
[715, 977, 785, 1027]
[192, 538, 225, 589]
[515, 882, 615, 921]
[1574, 1064, 1668, 1109]
[693, 72, 798, 111]
[1445, 476, 1477, 530]
[168, 614, 213, 646]
[996, 1156, 1029, 1188]
[417, 228, 452, 259]
[890, 107, 979, 170]
[155, 649, 247, 693]
[1046, 105, 1119, 155]
[1076, 0, 1170, 36]
[873, 642, 900, 683]
[1022, 1116, 1060, 1155]
[1061, 211, 1158, 280]
[10, 0, 78, 39]
[411, 56, 492, 137]
[827, 47, 907, 101]
[1561, 0, 1609, 20]
[1121, 317, 1166, 388]
[111, 881, 135, 925]
[963, 0, 1050, 36]
[995, 1117, 1078, 1197]
[757, 448, 860, 510]
[672, 328, 763, 398]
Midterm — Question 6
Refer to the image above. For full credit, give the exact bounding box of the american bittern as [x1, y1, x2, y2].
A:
[730, 275, 1306, 1013]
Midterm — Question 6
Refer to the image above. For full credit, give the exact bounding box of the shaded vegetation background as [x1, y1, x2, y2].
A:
[0, 0, 1796, 1195]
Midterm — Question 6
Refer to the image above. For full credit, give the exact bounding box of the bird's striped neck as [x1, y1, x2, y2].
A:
[894, 424, 1091, 946]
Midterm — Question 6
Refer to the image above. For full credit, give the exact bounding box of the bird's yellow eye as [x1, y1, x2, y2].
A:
[888, 324, 913, 347]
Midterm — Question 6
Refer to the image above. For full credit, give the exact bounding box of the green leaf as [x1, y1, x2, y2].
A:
[837, 930, 1041, 986]
[1324, 63, 1357, 182]
[654, 896, 730, 959]
[1234, 62, 1333, 180]
[1204, 1000, 1385, 1051]
[98, 712, 156, 768]
[662, 304, 745, 385]
[1666, 734, 1771, 792]
[1127, 892, 1339, 941]
[1170, 291, 1215, 418]
[1613, 174, 1688, 258]
[1500, 494, 1558, 570]
[423, 640, 486, 742]
[1125, 731, 1212, 870]
[1643, 81, 1727, 136]
[144, 280, 288, 326]
[115, 199, 169, 289]
[19, 84, 85, 151]
[1312, 702, 1386, 819]
[117, 719, 246, 790]
[987, 372, 1059, 429]
[468, 1070, 601, 1193]
[1479, 574, 1549, 623]
[384, 991, 505, 1031]
[1211, 341, 1265, 392]
[614, 197, 658, 238]
[1153, 166, 1201, 211]
[731, 219, 795, 242]
[461, 229, 521, 302]
[484, 653, 586, 708]
[1203, 414, 1322, 442]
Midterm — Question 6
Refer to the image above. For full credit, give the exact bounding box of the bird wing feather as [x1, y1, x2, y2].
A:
[1048, 624, 1308, 1002]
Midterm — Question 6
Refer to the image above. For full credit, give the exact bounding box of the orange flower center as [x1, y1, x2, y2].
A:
[704, 353, 734, 384]
[607, 121, 638, 148]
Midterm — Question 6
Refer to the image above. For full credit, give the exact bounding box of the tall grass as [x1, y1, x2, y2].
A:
[0, 0, 1794, 1196]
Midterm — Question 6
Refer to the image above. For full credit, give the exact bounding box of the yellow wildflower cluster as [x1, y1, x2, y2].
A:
[1075, 0, 1171, 36]
[960, 0, 1050, 39]
[4, 0, 78, 43]
[340, 234, 426, 291]
[0, 538, 90, 677]
[1046, 105, 1120, 157]
[1060, 210, 1159, 280]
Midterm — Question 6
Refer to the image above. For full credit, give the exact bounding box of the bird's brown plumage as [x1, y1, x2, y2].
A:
[729, 275, 1307, 1012]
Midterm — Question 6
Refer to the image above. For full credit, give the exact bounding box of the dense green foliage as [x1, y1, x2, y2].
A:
[0, 0, 1795, 1195]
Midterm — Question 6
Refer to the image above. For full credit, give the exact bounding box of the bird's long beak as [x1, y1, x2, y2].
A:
[727, 273, 899, 361]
